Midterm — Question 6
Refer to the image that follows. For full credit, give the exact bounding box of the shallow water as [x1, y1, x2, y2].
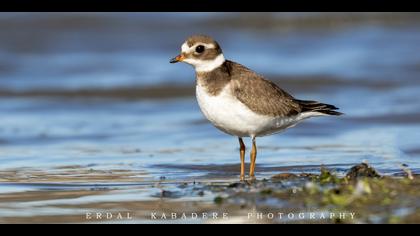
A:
[0, 13, 420, 223]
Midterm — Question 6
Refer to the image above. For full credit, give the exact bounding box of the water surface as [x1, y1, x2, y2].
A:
[0, 13, 420, 223]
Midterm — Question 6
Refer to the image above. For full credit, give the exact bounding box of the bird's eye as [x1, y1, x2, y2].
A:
[195, 45, 205, 53]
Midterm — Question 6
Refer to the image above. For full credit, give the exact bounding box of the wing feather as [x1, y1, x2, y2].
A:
[227, 61, 301, 117]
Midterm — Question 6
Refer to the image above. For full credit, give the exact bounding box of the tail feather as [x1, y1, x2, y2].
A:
[296, 99, 343, 116]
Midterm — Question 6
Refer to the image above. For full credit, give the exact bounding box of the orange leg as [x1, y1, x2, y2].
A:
[249, 137, 257, 179]
[239, 137, 246, 181]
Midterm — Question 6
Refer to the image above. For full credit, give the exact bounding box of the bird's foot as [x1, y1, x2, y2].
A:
[245, 176, 257, 184]
[238, 175, 256, 183]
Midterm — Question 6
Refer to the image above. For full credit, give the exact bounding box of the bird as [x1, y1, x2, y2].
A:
[170, 35, 342, 181]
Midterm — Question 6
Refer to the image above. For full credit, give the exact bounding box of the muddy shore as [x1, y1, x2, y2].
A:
[0, 163, 418, 224]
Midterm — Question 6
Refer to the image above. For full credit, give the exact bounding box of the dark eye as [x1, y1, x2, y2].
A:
[195, 45, 205, 53]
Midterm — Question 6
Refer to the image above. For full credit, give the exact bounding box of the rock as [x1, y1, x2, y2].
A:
[158, 190, 181, 198]
[271, 173, 298, 180]
[228, 182, 248, 188]
[346, 163, 381, 180]
[214, 196, 224, 204]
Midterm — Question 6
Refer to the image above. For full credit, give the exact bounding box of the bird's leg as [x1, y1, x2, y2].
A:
[249, 137, 257, 180]
[238, 137, 246, 181]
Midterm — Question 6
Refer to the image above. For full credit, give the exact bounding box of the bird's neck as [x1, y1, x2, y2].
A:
[196, 60, 232, 96]
[194, 54, 226, 73]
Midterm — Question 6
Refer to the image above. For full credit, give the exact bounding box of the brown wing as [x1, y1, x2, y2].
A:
[227, 61, 301, 117]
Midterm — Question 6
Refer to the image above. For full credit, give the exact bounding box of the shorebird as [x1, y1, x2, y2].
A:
[170, 35, 342, 181]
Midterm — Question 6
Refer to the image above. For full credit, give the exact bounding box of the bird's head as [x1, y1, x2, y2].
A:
[170, 35, 225, 72]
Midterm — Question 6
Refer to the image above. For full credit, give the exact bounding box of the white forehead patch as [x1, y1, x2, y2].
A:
[181, 42, 190, 53]
[181, 42, 216, 53]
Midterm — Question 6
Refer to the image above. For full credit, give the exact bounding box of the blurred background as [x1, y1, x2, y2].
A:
[0, 13, 420, 222]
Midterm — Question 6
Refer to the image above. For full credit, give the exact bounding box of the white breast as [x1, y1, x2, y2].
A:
[195, 83, 305, 138]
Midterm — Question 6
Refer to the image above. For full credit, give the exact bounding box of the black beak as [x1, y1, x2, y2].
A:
[170, 54, 184, 63]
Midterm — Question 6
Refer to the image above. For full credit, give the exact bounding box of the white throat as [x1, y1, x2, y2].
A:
[186, 54, 226, 73]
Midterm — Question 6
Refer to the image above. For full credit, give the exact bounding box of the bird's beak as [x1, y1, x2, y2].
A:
[170, 54, 184, 63]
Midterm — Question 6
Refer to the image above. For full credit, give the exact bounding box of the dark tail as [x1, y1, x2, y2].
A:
[296, 99, 343, 116]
